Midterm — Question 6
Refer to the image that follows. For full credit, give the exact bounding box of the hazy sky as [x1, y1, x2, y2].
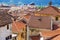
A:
[0, 0, 60, 6]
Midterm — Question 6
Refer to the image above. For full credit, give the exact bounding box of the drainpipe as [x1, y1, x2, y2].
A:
[51, 16, 53, 30]
[27, 25, 30, 40]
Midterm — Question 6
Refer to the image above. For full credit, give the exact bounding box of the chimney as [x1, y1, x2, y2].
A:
[49, 1, 52, 6]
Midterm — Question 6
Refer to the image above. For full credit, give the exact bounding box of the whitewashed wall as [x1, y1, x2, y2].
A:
[0, 24, 12, 40]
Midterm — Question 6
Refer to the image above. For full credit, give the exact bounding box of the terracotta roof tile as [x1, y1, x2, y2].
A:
[24, 14, 31, 20]
[24, 15, 30, 19]
[40, 28, 60, 39]
[39, 6, 60, 16]
[28, 15, 52, 30]
[59, 9, 60, 12]
[51, 35, 60, 40]
[0, 11, 12, 26]
[12, 21, 26, 33]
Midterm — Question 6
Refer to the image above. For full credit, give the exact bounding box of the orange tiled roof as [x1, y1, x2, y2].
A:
[51, 35, 60, 40]
[12, 21, 26, 33]
[40, 28, 60, 39]
[0, 11, 12, 26]
[39, 6, 60, 16]
[29, 16, 52, 30]
[56, 28, 60, 30]
[11, 13, 17, 16]
[59, 9, 60, 12]
[24, 14, 31, 20]
[24, 15, 30, 19]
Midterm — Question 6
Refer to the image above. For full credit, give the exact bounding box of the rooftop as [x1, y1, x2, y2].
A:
[28, 15, 52, 30]
[12, 21, 26, 33]
[38, 6, 60, 16]
[0, 11, 12, 27]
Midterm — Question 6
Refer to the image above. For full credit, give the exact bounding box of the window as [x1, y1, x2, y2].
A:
[7, 24, 9, 30]
[56, 17, 58, 21]
[6, 37, 8, 40]
[25, 25, 27, 31]
[21, 32, 24, 38]
[13, 37, 16, 40]
[6, 36, 9, 40]
[9, 35, 12, 39]
[15, 37, 16, 40]
[14, 19, 16, 21]
[38, 18, 42, 21]
[6, 35, 12, 40]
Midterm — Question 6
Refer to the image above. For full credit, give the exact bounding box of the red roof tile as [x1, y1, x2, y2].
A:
[24, 14, 31, 20]
[24, 15, 30, 19]
[51, 35, 60, 40]
[28, 16, 52, 30]
[12, 21, 26, 33]
[40, 28, 60, 39]
[39, 6, 60, 16]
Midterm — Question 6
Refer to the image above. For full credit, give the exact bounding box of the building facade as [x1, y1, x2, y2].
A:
[0, 8, 12, 40]
[0, 24, 12, 40]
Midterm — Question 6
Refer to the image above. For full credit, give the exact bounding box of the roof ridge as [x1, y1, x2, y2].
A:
[50, 6, 60, 13]
[39, 6, 60, 16]
[40, 6, 59, 12]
